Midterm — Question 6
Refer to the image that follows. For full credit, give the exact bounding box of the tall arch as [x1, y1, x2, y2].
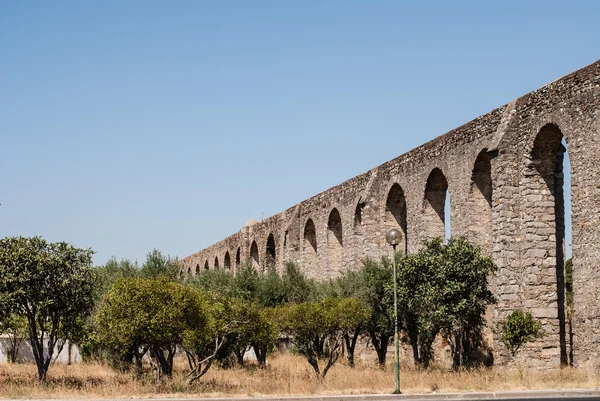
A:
[303, 218, 317, 271]
[250, 240, 260, 270]
[385, 184, 407, 253]
[235, 247, 241, 268]
[195, 263, 200, 275]
[524, 123, 569, 365]
[204, 260, 209, 270]
[354, 199, 366, 228]
[469, 149, 493, 253]
[187, 267, 191, 276]
[266, 233, 276, 268]
[224, 251, 231, 270]
[424, 168, 449, 240]
[327, 208, 343, 274]
[214, 256, 219, 269]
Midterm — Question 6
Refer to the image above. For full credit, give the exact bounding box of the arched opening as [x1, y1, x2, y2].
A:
[187, 267, 191, 276]
[266, 234, 276, 268]
[224, 252, 231, 269]
[354, 200, 365, 228]
[303, 218, 317, 271]
[327, 208, 343, 275]
[469, 149, 493, 253]
[235, 247, 241, 268]
[204, 260, 209, 270]
[424, 168, 449, 240]
[525, 123, 570, 366]
[195, 263, 200, 274]
[250, 240, 260, 270]
[304, 218, 317, 252]
[385, 184, 407, 253]
[327, 209, 343, 246]
[214, 256, 219, 269]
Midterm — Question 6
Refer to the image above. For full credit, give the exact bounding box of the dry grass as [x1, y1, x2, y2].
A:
[1, 354, 599, 399]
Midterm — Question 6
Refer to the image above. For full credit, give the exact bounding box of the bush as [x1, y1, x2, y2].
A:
[501, 310, 544, 357]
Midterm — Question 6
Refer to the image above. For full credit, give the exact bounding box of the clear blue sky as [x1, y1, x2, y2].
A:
[3, 1, 594, 265]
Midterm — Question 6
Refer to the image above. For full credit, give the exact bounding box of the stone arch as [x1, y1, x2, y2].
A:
[303, 218, 317, 271]
[187, 267, 191, 276]
[354, 198, 366, 228]
[524, 122, 569, 366]
[424, 168, 449, 240]
[265, 233, 276, 268]
[385, 183, 407, 253]
[195, 263, 200, 275]
[469, 149, 493, 253]
[224, 251, 231, 269]
[214, 256, 219, 269]
[303, 218, 317, 252]
[204, 260, 209, 270]
[327, 208, 343, 275]
[327, 208, 343, 246]
[250, 240, 260, 270]
[235, 247, 241, 268]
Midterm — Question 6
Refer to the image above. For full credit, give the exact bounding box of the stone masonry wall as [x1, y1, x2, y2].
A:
[182, 60, 600, 369]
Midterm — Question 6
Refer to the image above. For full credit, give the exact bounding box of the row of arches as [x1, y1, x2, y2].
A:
[296, 147, 494, 264]
[194, 246, 242, 274]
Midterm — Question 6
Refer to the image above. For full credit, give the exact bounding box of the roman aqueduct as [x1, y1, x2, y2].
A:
[182, 60, 600, 368]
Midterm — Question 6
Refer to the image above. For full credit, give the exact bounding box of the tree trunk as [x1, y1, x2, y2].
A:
[369, 331, 390, 368]
[253, 344, 267, 366]
[344, 329, 360, 368]
[234, 347, 245, 366]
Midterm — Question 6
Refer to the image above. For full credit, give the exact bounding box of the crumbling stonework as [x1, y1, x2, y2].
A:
[182, 60, 600, 369]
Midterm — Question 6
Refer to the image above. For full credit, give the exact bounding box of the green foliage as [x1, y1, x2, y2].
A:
[276, 297, 368, 378]
[501, 310, 544, 357]
[348, 256, 396, 367]
[96, 277, 208, 379]
[392, 237, 496, 369]
[94, 257, 138, 299]
[0, 236, 96, 381]
[189, 267, 235, 297]
[0, 313, 28, 363]
[139, 249, 180, 280]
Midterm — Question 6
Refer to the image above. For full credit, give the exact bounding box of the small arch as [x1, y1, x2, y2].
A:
[266, 233, 276, 267]
[424, 168, 449, 240]
[250, 240, 260, 269]
[303, 218, 317, 252]
[235, 247, 241, 267]
[195, 263, 200, 274]
[224, 251, 231, 269]
[187, 267, 191, 276]
[214, 256, 219, 269]
[354, 199, 366, 228]
[204, 260, 209, 270]
[385, 183, 407, 253]
[327, 208, 343, 246]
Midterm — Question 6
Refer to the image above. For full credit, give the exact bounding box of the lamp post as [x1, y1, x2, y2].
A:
[385, 228, 401, 395]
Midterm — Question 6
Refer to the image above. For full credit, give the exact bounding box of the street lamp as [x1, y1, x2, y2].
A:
[385, 228, 401, 395]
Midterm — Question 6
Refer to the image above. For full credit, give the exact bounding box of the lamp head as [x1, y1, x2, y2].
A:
[386, 228, 402, 246]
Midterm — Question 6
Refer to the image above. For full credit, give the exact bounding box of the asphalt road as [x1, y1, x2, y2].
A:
[28, 390, 600, 401]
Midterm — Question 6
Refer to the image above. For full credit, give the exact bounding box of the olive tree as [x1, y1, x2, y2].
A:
[0, 236, 95, 381]
[96, 277, 208, 380]
[277, 298, 368, 379]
